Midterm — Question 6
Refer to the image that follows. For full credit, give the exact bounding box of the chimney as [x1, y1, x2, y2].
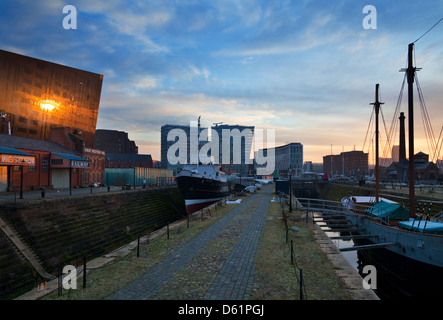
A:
[399, 112, 406, 162]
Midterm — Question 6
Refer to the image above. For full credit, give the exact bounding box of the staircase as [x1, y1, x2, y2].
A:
[0, 217, 54, 280]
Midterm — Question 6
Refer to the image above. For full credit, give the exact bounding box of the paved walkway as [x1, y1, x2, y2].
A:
[107, 185, 272, 300]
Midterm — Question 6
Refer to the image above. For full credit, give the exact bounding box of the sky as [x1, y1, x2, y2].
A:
[1, 0, 443, 164]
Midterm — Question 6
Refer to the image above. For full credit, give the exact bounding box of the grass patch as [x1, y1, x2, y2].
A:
[252, 200, 351, 300]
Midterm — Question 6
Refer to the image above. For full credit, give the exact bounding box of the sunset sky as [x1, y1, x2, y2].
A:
[1, 0, 443, 164]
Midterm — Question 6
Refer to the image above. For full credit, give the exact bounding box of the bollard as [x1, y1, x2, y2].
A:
[167, 224, 170, 240]
[137, 235, 140, 258]
[90, 186, 93, 194]
[41, 190, 45, 198]
[107, 186, 110, 192]
[290, 240, 294, 265]
[83, 255, 87, 289]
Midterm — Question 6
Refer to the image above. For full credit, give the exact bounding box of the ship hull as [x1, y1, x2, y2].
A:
[344, 210, 443, 268]
[176, 175, 233, 215]
[355, 240, 443, 298]
[343, 210, 443, 297]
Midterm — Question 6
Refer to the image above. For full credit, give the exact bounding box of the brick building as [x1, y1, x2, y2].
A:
[386, 152, 439, 182]
[323, 150, 368, 178]
[47, 127, 105, 185]
[94, 129, 138, 154]
[105, 153, 152, 168]
[0, 134, 89, 192]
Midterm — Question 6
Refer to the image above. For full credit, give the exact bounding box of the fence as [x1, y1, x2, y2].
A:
[53, 199, 225, 298]
[279, 196, 308, 300]
[105, 167, 175, 187]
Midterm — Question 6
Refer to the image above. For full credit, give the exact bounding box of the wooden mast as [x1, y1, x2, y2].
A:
[370, 83, 383, 203]
[406, 43, 417, 217]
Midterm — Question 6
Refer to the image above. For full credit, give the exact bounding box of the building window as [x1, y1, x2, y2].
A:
[51, 159, 63, 165]
[42, 157, 48, 172]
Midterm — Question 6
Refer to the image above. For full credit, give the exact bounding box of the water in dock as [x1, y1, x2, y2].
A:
[313, 212, 418, 299]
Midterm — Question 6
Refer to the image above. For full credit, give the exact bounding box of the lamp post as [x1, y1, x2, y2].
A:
[20, 160, 24, 199]
[69, 161, 72, 196]
[289, 172, 292, 213]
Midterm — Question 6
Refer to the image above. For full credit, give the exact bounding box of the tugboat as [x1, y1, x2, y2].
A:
[175, 117, 235, 214]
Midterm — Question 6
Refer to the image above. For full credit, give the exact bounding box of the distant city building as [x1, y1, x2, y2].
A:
[323, 150, 368, 178]
[256, 142, 303, 177]
[386, 151, 439, 182]
[304, 161, 313, 172]
[94, 129, 138, 154]
[0, 49, 103, 148]
[161, 123, 254, 174]
[212, 124, 254, 175]
[161, 124, 194, 172]
[105, 153, 152, 168]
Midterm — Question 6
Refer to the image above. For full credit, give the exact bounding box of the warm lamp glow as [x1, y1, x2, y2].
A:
[40, 101, 57, 111]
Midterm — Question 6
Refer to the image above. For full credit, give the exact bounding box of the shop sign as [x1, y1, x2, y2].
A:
[71, 160, 89, 168]
[0, 154, 35, 166]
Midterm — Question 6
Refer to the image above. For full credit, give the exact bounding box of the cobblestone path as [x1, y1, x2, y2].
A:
[106, 184, 272, 300]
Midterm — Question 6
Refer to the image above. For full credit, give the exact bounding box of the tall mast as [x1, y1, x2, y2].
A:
[370, 83, 383, 203]
[197, 116, 201, 170]
[406, 43, 418, 217]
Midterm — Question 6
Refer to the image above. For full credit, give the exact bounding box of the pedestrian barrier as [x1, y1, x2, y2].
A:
[277, 194, 308, 300]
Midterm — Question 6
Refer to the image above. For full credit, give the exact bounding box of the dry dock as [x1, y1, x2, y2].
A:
[15, 183, 378, 300]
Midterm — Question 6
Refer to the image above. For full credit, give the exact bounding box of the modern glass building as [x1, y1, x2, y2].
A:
[255, 142, 303, 177]
[0, 49, 103, 148]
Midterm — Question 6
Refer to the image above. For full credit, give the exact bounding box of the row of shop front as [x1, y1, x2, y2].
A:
[0, 146, 89, 192]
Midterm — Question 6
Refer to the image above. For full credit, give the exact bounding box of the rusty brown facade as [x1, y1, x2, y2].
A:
[323, 150, 369, 178]
[0, 49, 103, 148]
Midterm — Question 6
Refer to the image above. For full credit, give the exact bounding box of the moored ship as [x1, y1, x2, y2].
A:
[341, 43, 443, 297]
[175, 164, 234, 215]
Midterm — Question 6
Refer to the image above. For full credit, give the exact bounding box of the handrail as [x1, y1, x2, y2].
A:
[292, 196, 396, 226]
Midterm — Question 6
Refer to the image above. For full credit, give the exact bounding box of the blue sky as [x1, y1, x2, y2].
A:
[1, 0, 443, 164]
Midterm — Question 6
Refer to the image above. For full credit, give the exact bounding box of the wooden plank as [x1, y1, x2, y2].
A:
[314, 219, 348, 223]
[329, 235, 379, 240]
[339, 242, 398, 252]
[316, 224, 358, 228]
[323, 228, 366, 232]
[314, 215, 346, 219]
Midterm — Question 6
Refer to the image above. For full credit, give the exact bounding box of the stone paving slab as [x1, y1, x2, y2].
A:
[204, 194, 269, 300]
[106, 187, 272, 300]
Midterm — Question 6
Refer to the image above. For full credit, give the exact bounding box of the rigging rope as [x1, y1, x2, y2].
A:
[415, 74, 440, 162]
[413, 17, 443, 43]
[362, 107, 374, 153]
